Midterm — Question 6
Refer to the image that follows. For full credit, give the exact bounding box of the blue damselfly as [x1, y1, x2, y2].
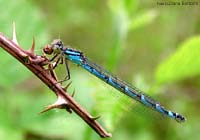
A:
[43, 39, 186, 123]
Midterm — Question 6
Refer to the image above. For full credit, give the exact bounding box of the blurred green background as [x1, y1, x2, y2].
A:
[0, 0, 200, 140]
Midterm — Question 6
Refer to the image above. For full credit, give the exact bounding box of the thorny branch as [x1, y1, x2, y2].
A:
[0, 27, 111, 138]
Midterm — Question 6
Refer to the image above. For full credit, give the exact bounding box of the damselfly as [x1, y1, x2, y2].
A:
[43, 39, 186, 123]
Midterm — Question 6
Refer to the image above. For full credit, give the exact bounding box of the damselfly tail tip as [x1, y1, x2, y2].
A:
[175, 114, 186, 123]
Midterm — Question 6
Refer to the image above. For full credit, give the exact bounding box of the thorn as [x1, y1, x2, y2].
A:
[91, 115, 101, 121]
[28, 37, 35, 55]
[39, 96, 69, 114]
[71, 89, 75, 97]
[63, 81, 72, 91]
[39, 104, 58, 114]
[12, 22, 19, 45]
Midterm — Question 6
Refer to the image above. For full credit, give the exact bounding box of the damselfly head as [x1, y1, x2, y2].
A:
[43, 39, 64, 55]
[51, 39, 64, 50]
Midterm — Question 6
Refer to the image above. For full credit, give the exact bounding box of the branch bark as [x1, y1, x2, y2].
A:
[0, 32, 111, 138]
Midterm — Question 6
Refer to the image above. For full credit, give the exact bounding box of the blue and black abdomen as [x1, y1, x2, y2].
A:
[81, 58, 185, 122]
[64, 48, 185, 122]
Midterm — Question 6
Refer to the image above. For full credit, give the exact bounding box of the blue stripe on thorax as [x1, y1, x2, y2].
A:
[64, 49, 82, 65]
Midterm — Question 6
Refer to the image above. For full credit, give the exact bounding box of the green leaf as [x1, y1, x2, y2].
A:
[0, 0, 49, 87]
[128, 10, 158, 31]
[155, 36, 200, 84]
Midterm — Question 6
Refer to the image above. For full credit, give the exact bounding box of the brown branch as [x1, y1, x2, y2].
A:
[0, 32, 111, 138]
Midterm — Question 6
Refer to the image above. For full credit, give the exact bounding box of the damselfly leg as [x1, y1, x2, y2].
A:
[43, 43, 71, 84]
[48, 53, 71, 84]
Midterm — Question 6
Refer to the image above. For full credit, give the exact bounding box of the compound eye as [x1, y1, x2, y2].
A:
[43, 45, 53, 55]
[56, 41, 63, 47]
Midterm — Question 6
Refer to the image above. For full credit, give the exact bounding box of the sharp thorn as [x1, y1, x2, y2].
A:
[71, 89, 75, 97]
[28, 36, 35, 55]
[12, 22, 19, 45]
[39, 104, 57, 114]
[63, 81, 72, 91]
[39, 96, 69, 114]
[91, 115, 101, 121]
[39, 103, 69, 114]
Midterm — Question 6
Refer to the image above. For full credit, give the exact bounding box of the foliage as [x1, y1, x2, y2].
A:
[156, 36, 200, 84]
[106, 0, 157, 71]
[0, 0, 200, 140]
